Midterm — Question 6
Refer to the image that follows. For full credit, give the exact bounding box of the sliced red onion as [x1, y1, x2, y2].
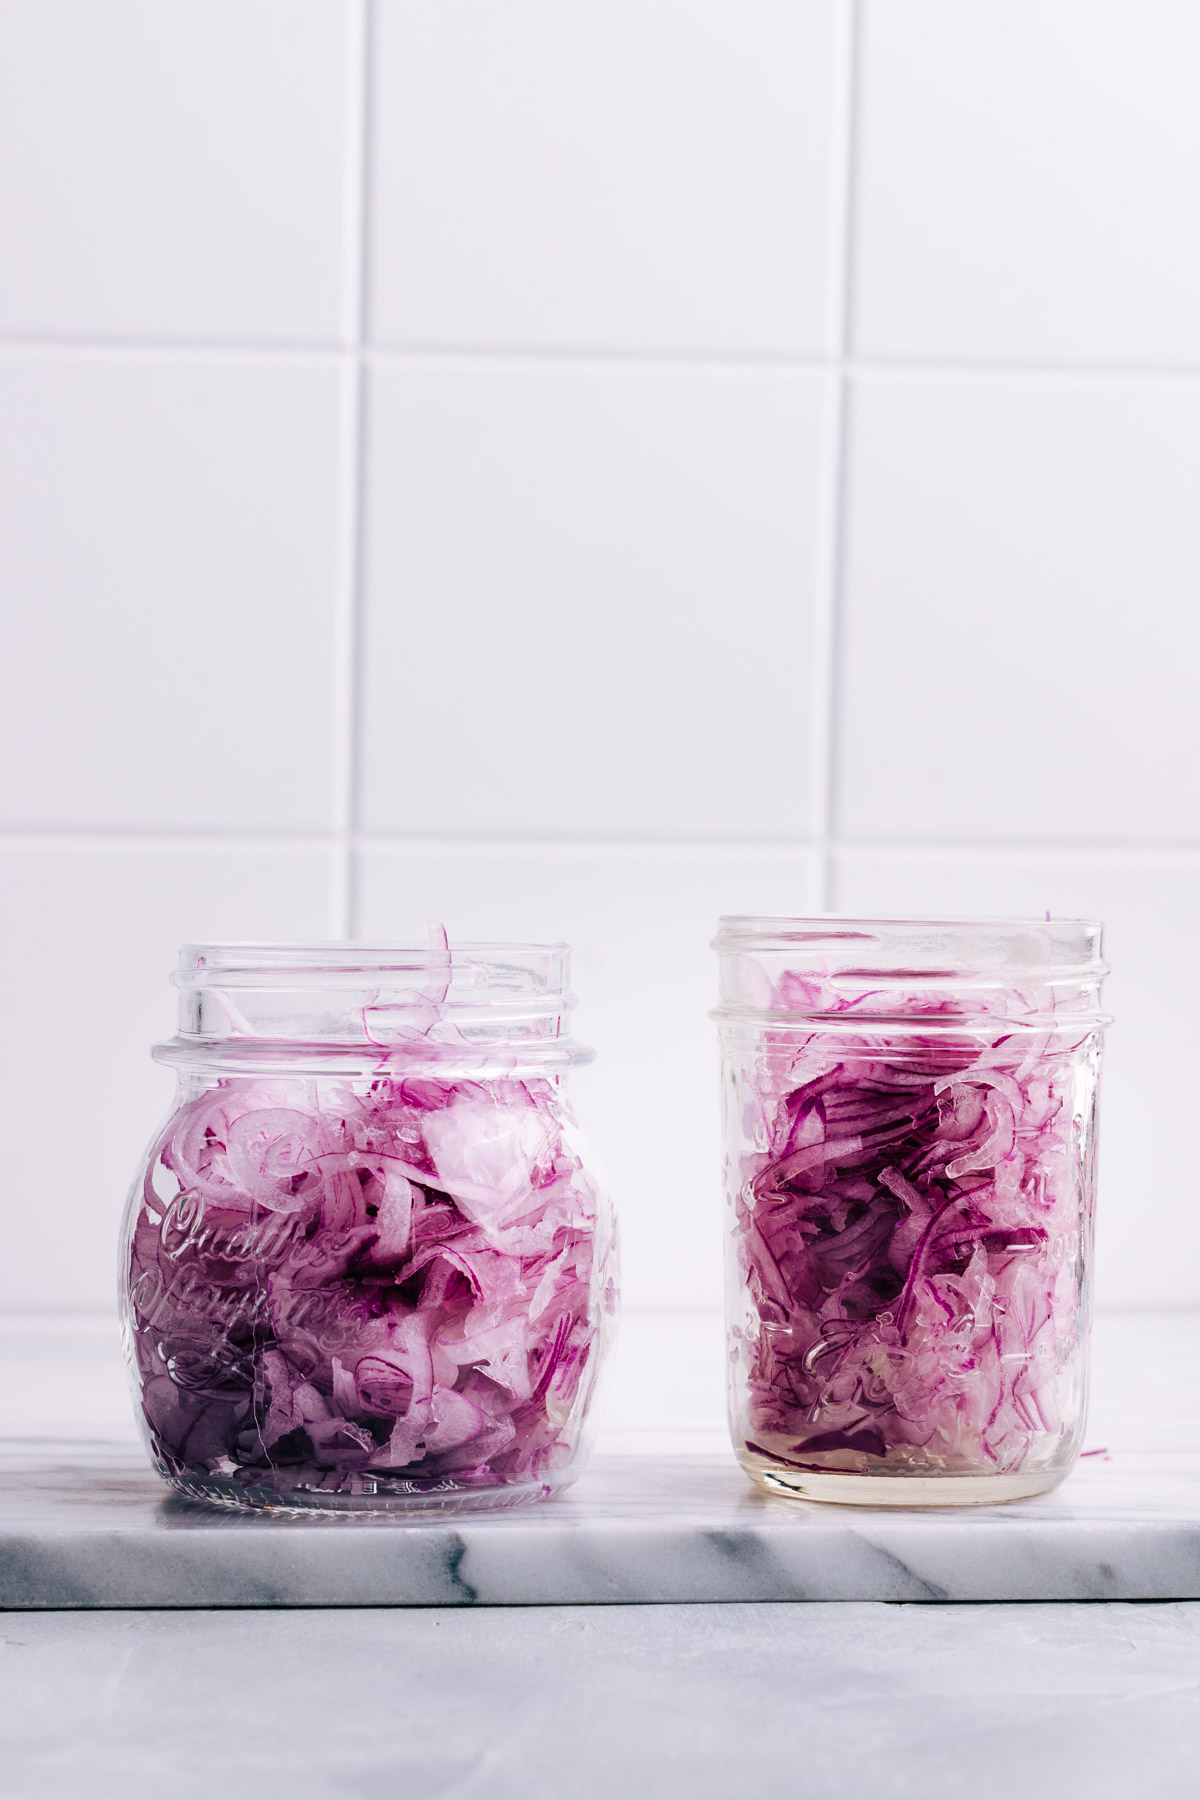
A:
[729, 977, 1099, 1481]
[125, 1064, 612, 1500]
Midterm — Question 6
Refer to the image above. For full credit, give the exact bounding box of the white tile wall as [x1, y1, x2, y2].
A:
[835, 373, 1200, 845]
[0, 354, 344, 830]
[370, 0, 843, 354]
[0, 1, 351, 342]
[0, 2, 1196, 1312]
[854, 2, 1200, 363]
[360, 363, 828, 838]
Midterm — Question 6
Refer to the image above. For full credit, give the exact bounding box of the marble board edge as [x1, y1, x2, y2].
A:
[4, 1517, 1200, 1608]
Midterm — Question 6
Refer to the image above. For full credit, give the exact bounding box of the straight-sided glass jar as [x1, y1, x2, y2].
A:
[713, 917, 1109, 1507]
[120, 937, 617, 1515]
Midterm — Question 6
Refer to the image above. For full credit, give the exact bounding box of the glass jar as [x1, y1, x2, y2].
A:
[713, 916, 1109, 1507]
[120, 934, 618, 1515]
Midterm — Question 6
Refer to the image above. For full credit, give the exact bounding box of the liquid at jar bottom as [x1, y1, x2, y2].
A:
[164, 1468, 577, 1517]
[738, 1452, 1071, 1509]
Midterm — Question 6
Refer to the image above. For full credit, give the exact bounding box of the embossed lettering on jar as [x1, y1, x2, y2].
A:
[712, 917, 1109, 1508]
[120, 935, 618, 1515]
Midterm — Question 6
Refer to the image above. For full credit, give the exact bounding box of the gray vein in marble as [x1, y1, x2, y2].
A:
[3, 1439, 1200, 1608]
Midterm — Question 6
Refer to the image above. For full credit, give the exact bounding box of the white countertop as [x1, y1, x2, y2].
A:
[2, 1598, 1199, 1800]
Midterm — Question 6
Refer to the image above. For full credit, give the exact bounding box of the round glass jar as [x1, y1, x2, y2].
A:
[119, 936, 618, 1515]
[712, 916, 1109, 1508]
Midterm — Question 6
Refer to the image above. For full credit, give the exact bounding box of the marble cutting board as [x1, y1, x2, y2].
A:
[2, 1438, 1199, 1609]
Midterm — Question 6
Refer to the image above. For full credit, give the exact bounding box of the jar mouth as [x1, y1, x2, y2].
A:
[179, 940, 570, 981]
[713, 914, 1110, 1029]
[714, 913, 1104, 952]
[162, 936, 591, 1066]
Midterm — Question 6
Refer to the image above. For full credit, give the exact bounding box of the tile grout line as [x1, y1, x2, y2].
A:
[810, 0, 861, 913]
[8, 332, 1200, 383]
[329, 0, 374, 940]
[3, 829, 1200, 862]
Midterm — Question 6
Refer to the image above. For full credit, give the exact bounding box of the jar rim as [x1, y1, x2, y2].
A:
[179, 939, 569, 965]
[163, 936, 589, 1065]
[715, 912, 1103, 938]
[175, 940, 573, 992]
[714, 914, 1105, 964]
[712, 913, 1109, 1029]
